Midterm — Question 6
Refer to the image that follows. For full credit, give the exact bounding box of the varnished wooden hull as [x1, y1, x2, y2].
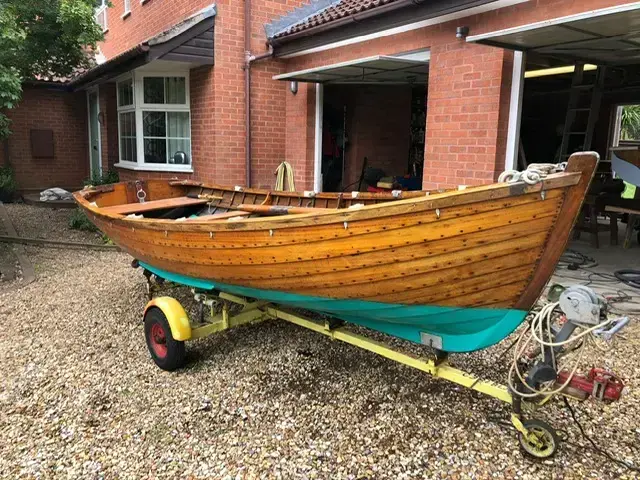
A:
[74, 153, 598, 351]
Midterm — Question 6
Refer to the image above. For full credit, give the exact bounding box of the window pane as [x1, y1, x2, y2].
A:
[143, 111, 166, 137]
[168, 139, 191, 164]
[167, 112, 190, 138]
[144, 139, 166, 163]
[120, 137, 137, 162]
[165, 77, 186, 104]
[119, 111, 135, 136]
[118, 79, 133, 107]
[119, 112, 136, 162]
[144, 77, 165, 104]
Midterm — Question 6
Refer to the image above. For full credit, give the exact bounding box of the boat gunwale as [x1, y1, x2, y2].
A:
[74, 171, 581, 232]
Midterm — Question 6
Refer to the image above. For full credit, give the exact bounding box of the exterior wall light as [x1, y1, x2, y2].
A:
[290, 81, 299, 95]
[456, 26, 470, 39]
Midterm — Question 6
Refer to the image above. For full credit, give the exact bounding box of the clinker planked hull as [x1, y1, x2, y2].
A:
[74, 153, 598, 352]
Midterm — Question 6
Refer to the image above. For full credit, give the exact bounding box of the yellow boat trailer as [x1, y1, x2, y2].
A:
[143, 289, 559, 459]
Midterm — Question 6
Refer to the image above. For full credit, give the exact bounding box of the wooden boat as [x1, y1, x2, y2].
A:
[74, 152, 598, 352]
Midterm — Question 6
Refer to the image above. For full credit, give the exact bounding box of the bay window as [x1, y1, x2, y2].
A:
[115, 71, 192, 172]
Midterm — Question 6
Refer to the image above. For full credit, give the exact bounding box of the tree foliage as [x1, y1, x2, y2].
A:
[621, 105, 640, 141]
[0, 0, 104, 139]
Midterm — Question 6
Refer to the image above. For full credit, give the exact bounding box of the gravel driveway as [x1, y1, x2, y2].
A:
[0, 206, 639, 479]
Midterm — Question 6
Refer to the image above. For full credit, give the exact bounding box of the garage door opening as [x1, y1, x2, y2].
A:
[467, 2, 640, 173]
[321, 83, 427, 192]
[274, 52, 429, 192]
[467, 3, 640, 249]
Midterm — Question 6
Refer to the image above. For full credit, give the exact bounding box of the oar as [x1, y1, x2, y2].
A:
[236, 204, 335, 216]
[186, 193, 224, 201]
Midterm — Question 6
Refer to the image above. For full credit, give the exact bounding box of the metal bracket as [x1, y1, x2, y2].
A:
[420, 332, 443, 350]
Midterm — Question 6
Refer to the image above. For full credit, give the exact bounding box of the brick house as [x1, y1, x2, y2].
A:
[2, 0, 640, 194]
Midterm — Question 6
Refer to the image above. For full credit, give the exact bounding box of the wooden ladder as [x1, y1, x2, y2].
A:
[559, 63, 607, 161]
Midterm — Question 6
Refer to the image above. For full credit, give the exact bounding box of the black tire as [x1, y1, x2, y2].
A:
[144, 307, 186, 371]
[518, 419, 559, 459]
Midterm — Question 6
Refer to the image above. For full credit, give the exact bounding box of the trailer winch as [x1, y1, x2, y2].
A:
[557, 368, 625, 401]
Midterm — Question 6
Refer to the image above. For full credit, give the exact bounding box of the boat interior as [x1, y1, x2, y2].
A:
[79, 179, 452, 222]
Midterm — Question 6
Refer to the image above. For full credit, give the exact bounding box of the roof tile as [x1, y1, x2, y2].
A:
[273, 0, 402, 39]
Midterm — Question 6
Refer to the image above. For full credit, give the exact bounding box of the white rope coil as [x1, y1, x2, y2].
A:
[499, 162, 566, 185]
[508, 302, 612, 398]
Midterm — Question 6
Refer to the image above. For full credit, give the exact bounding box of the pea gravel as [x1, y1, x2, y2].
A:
[0, 205, 639, 479]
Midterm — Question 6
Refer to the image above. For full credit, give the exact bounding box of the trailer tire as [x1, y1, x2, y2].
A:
[144, 307, 186, 371]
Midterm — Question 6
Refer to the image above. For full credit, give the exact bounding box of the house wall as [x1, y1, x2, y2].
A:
[100, 0, 309, 189]
[0, 86, 89, 191]
[20, 0, 624, 192]
[284, 81, 316, 190]
[278, 0, 629, 189]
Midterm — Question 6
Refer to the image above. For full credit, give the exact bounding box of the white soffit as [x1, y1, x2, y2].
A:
[273, 54, 429, 84]
[467, 2, 640, 65]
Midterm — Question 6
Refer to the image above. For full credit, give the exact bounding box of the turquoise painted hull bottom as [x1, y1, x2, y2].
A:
[140, 263, 528, 353]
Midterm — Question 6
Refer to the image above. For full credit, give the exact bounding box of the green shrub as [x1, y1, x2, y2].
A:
[0, 165, 17, 202]
[101, 233, 113, 245]
[69, 208, 98, 232]
[84, 169, 119, 187]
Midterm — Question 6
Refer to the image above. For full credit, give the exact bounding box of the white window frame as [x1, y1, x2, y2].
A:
[123, 0, 131, 18]
[95, 0, 108, 32]
[115, 69, 193, 173]
[117, 77, 136, 164]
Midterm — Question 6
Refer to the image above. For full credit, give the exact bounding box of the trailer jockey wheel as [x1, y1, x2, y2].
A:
[518, 419, 558, 459]
[144, 307, 185, 371]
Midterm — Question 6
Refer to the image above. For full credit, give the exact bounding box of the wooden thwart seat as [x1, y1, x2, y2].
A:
[102, 197, 210, 215]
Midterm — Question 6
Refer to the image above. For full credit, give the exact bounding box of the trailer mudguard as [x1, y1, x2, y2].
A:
[145, 297, 192, 341]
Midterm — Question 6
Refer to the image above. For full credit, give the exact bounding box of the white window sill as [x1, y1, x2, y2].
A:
[140, 0, 151, 4]
[114, 162, 193, 173]
[122, 11, 131, 19]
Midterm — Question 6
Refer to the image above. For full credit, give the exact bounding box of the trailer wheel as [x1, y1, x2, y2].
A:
[518, 419, 558, 459]
[144, 307, 185, 371]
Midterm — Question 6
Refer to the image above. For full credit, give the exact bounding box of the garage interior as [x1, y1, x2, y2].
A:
[469, 4, 640, 250]
[321, 83, 427, 192]
[276, 53, 429, 193]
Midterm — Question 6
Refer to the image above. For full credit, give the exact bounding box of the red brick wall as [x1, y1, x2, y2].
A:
[284, 81, 316, 191]
[279, 0, 630, 189]
[1, 87, 88, 191]
[99, 0, 630, 190]
[424, 40, 508, 189]
[99, 0, 307, 189]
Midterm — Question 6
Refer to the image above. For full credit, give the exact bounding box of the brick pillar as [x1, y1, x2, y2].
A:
[211, 1, 247, 187]
[424, 41, 511, 189]
[190, 65, 215, 182]
[285, 82, 316, 191]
